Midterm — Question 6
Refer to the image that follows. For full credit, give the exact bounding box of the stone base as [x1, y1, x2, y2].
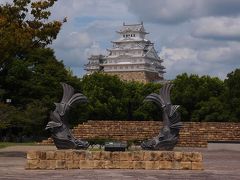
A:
[106, 71, 163, 83]
[26, 150, 203, 170]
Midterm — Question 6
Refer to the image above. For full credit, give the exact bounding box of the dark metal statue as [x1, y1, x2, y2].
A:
[141, 84, 182, 150]
[45, 83, 89, 149]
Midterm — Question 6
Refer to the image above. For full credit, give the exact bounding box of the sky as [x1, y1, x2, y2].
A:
[1, 0, 240, 80]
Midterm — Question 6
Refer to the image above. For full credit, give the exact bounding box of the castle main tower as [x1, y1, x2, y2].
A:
[85, 22, 165, 83]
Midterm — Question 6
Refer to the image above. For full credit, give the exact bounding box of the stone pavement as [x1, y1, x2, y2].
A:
[0, 145, 240, 180]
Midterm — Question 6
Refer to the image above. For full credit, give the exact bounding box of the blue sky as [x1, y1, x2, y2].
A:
[1, 0, 240, 80]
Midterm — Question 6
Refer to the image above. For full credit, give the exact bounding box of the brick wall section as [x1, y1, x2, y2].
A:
[72, 121, 240, 148]
[26, 150, 203, 170]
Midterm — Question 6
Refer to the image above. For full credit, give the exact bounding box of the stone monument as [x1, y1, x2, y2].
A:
[141, 84, 183, 150]
[45, 83, 89, 149]
[27, 84, 203, 170]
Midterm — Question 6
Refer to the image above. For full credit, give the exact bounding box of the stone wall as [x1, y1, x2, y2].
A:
[72, 121, 240, 148]
[26, 150, 203, 170]
[106, 71, 162, 83]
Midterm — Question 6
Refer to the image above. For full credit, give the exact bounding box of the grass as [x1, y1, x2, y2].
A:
[0, 142, 37, 149]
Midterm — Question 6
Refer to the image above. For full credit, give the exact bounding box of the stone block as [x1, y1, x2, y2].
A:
[119, 161, 133, 169]
[144, 151, 162, 161]
[66, 160, 79, 169]
[28, 151, 46, 160]
[79, 160, 93, 169]
[111, 152, 120, 161]
[46, 151, 55, 160]
[93, 160, 105, 169]
[174, 152, 183, 161]
[101, 151, 111, 160]
[27, 151, 38, 160]
[145, 161, 159, 170]
[26, 160, 40, 169]
[112, 161, 120, 169]
[172, 161, 181, 170]
[159, 161, 172, 170]
[180, 162, 192, 170]
[55, 160, 66, 169]
[182, 152, 193, 162]
[120, 152, 132, 161]
[39, 160, 49, 169]
[40, 151, 46, 160]
[55, 151, 66, 160]
[192, 162, 203, 170]
[133, 161, 145, 169]
[162, 151, 174, 161]
[192, 152, 203, 162]
[46, 160, 56, 170]
[73, 151, 83, 160]
[104, 161, 114, 169]
[92, 151, 101, 160]
[81, 151, 92, 160]
[65, 151, 73, 160]
[133, 151, 144, 161]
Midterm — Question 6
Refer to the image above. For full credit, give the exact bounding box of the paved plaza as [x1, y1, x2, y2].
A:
[0, 145, 240, 180]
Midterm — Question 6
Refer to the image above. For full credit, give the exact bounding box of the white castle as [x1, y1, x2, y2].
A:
[85, 22, 165, 83]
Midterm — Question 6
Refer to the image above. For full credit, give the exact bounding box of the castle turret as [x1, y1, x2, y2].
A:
[84, 55, 105, 74]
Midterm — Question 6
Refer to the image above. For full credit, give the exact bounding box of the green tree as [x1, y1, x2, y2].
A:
[224, 69, 240, 121]
[192, 97, 230, 121]
[3, 48, 80, 107]
[0, 0, 83, 139]
[172, 73, 225, 121]
[81, 73, 162, 120]
[123, 81, 161, 120]
[81, 73, 125, 120]
[0, 0, 64, 72]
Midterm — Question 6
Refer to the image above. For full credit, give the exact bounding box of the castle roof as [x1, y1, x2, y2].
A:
[117, 22, 148, 34]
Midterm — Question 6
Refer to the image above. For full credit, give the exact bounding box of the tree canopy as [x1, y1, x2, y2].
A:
[0, 0, 64, 72]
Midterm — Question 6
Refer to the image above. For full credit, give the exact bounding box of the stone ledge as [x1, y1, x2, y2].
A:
[26, 150, 203, 170]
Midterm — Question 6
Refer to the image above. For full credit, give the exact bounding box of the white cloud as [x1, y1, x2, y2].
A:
[127, 0, 240, 24]
[54, 31, 92, 50]
[192, 17, 240, 41]
[50, 0, 132, 21]
[84, 42, 105, 58]
[199, 43, 240, 64]
[160, 44, 240, 79]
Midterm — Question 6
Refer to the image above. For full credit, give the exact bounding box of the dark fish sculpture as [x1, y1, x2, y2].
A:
[45, 83, 89, 149]
[141, 83, 182, 150]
